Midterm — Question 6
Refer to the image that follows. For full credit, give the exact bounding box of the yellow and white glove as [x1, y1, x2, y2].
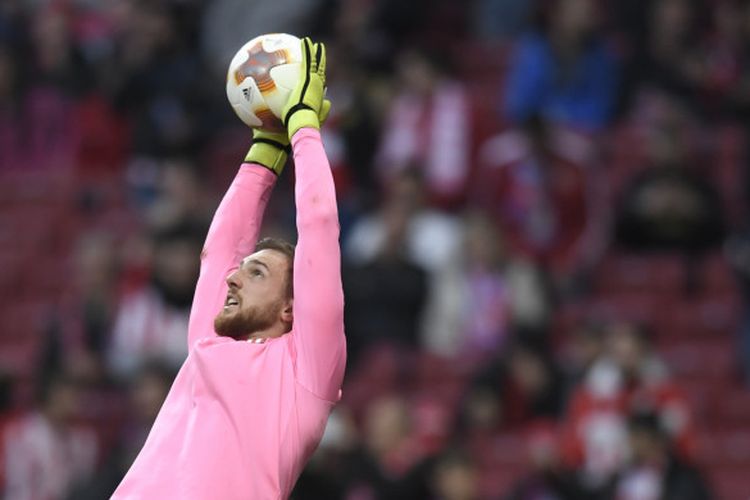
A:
[244, 129, 290, 176]
[281, 37, 331, 140]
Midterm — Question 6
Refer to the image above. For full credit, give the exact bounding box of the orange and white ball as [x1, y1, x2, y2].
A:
[226, 33, 302, 132]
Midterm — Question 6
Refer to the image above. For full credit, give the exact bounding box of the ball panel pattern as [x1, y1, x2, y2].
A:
[226, 33, 302, 131]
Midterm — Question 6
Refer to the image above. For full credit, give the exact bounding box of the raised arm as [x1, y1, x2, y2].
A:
[187, 126, 291, 349]
[187, 162, 276, 349]
[290, 128, 346, 401]
[279, 38, 344, 400]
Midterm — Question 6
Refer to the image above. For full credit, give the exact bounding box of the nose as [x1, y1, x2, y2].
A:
[226, 268, 242, 289]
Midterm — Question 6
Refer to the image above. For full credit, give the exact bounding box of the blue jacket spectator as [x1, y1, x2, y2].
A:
[504, 32, 619, 131]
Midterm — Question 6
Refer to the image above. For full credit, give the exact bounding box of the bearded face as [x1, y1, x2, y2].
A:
[213, 249, 293, 340]
[213, 296, 285, 339]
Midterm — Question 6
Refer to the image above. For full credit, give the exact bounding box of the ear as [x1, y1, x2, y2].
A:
[280, 299, 293, 325]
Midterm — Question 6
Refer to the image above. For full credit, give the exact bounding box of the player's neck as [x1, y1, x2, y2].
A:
[243, 322, 288, 342]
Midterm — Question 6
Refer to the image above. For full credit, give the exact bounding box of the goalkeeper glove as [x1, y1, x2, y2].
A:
[281, 37, 330, 140]
[244, 129, 290, 176]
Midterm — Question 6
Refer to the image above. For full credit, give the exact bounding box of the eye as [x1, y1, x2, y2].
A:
[252, 269, 263, 277]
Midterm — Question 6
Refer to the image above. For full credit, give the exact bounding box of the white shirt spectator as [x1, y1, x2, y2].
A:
[4, 413, 97, 500]
[108, 286, 190, 378]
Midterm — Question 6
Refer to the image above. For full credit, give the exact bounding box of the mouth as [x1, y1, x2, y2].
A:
[224, 293, 239, 310]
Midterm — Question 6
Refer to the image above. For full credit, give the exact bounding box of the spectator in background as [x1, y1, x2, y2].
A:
[68, 361, 175, 500]
[107, 220, 203, 378]
[341, 396, 433, 499]
[423, 212, 549, 357]
[291, 408, 359, 499]
[58, 231, 122, 381]
[614, 412, 711, 500]
[344, 182, 428, 364]
[0, 36, 78, 171]
[430, 449, 480, 500]
[619, 0, 705, 115]
[562, 322, 696, 495]
[475, 115, 593, 276]
[721, 0, 750, 121]
[3, 374, 98, 500]
[315, 41, 383, 206]
[375, 48, 472, 208]
[144, 157, 214, 230]
[345, 168, 462, 359]
[505, 423, 582, 500]
[561, 346, 630, 495]
[726, 229, 750, 386]
[503, 0, 619, 131]
[0, 0, 24, 43]
[0, 370, 15, 492]
[30, 4, 91, 95]
[606, 323, 695, 459]
[471, 0, 532, 40]
[459, 342, 565, 437]
[346, 168, 462, 272]
[106, 2, 207, 158]
[561, 321, 607, 387]
[317, 0, 469, 73]
[694, 0, 748, 118]
[201, 0, 317, 76]
[614, 97, 724, 253]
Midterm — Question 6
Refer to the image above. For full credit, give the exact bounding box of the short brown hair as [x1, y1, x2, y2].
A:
[254, 237, 295, 299]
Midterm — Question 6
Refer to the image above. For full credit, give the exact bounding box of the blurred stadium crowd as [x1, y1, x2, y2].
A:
[1, 0, 750, 498]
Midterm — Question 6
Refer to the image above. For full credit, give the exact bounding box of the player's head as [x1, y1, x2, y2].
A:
[214, 237, 294, 340]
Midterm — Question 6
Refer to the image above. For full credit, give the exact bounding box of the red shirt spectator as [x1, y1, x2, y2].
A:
[476, 118, 592, 275]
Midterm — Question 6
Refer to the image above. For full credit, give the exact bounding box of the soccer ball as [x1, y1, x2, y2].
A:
[225, 33, 302, 132]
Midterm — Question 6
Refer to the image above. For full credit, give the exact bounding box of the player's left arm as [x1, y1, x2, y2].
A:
[285, 38, 345, 401]
[290, 128, 345, 401]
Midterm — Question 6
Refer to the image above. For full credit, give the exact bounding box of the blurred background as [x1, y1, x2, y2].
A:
[0, 0, 750, 498]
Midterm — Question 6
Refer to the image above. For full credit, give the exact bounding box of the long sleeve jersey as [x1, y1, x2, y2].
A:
[112, 128, 346, 499]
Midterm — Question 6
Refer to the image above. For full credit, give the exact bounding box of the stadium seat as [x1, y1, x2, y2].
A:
[707, 467, 750, 500]
[699, 253, 739, 295]
[660, 340, 736, 382]
[593, 253, 685, 295]
[713, 390, 750, 427]
[654, 295, 741, 341]
[454, 40, 512, 78]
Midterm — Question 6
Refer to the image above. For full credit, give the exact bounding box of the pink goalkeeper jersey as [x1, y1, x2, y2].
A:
[112, 128, 346, 500]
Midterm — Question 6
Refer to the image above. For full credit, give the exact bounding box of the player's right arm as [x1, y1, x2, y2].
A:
[186, 133, 289, 349]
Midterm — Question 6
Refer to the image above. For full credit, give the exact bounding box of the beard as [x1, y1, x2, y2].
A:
[213, 300, 283, 340]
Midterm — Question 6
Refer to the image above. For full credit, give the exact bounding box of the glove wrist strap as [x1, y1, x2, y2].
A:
[286, 108, 321, 139]
[245, 141, 290, 176]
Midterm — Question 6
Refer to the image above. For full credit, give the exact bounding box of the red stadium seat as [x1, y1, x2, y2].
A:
[708, 467, 750, 500]
[470, 432, 528, 498]
[477, 464, 525, 499]
[654, 295, 741, 342]
[593, 253, 685, 295]
[698, 431, 750, 500]
[660, 340, 736, 382]
[699, 253, 739, 295]
[713, 390, 750, 427]
[469, 432, 527, 468]
[681, 380, 719, 423]
[584, 293, 660, 326]
[712, 126, 746, 227]
[454, 40, 512, 78]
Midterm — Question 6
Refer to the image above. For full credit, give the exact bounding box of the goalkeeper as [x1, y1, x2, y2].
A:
[113, 37, 346, 499]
